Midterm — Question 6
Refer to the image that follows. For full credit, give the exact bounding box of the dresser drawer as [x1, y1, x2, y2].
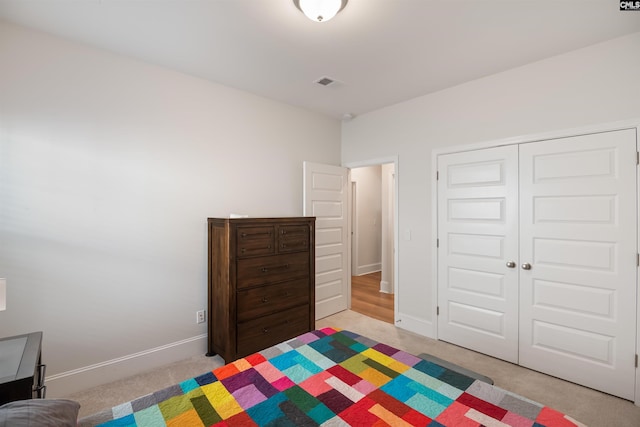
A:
[236, 226, 275, 257]
[237, 278, 310, 322]
[236, 252, 309, 289]
[237, 305, 309, 357]
[277, 224, 310, 253]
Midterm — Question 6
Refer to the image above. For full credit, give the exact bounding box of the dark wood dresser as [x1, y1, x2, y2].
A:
[207, 217, 315, 362]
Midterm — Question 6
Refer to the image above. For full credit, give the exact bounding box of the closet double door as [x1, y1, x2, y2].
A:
[437, 129, 637, 400]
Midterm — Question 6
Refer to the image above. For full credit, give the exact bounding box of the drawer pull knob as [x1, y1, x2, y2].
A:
[241, 248, 246, 253]
[241, 231, 272, 238]
[262, 297, 268, 303]
[281, 230, 287, 235]
[263, 328, 269, 334]
[261, 264, 290, 273]
[284, 292, 291, 297]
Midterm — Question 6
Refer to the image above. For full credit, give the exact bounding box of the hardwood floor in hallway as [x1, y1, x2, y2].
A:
[350, 271, 394, 324]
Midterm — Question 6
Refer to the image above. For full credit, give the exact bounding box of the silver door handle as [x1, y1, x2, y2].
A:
[521, 263, 532, 270]
[506, 261, 516, 268]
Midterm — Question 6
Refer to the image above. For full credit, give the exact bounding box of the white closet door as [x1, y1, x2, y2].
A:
[518, 129, 637, 400]
[437, 146, 519, 363]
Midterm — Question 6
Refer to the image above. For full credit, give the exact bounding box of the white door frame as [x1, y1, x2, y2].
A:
[344, 156, 400, 322]
[431, 118, 640, 405]
[351, 181, 358, 281]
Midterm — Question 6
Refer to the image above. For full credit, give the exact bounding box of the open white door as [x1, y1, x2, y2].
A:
[303, 161, 350, 319]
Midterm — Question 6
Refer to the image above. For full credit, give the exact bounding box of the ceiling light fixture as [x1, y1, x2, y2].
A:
[293, 0, 348, 22]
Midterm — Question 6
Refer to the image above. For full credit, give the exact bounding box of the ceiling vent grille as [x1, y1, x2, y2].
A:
[315, 77, 335, 86]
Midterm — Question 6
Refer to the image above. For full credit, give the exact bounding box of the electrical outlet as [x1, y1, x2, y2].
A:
[196, 310, 206, 324]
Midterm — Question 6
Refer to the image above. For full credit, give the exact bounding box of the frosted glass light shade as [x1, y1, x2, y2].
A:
[295, 0, 347, 22]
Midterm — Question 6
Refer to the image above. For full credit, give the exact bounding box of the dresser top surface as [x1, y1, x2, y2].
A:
[208, 217, 314, 222]
[0, 332, 42, 384]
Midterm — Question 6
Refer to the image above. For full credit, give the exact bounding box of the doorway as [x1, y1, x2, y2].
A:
[350, 163, 395, 324]
[303, 158, 399, 323]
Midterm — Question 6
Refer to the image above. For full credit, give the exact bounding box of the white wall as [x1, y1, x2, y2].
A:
[350, 166, 381, 275]
[0, 21, 341, 395]
[341, 32, 640, 337]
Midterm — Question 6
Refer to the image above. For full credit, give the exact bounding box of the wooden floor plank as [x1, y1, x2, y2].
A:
[351, 272, 394, 324]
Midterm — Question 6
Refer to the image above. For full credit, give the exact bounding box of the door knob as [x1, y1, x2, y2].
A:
[521, 263, 532, 270]
[506, 261, 516, 268]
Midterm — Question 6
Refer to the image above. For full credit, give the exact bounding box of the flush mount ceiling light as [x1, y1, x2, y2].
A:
[293, 0, 348, 22]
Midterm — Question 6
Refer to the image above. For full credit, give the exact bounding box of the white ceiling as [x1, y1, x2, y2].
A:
[1, 0, 639, 119]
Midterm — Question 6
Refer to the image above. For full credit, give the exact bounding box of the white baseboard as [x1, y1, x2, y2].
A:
[47, 334, 207, 397]
[357, 263, 381, 276]
[379, 280, 393, 294]
[394, 312, 435, 339]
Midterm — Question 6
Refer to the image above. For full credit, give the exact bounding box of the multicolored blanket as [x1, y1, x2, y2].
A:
[81, 328, 582, 426]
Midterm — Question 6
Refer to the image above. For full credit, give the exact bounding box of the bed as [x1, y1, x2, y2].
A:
[78, 327, 584, 426]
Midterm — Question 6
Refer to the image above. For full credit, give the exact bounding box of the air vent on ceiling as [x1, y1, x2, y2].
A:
[315, 76, 335, 86]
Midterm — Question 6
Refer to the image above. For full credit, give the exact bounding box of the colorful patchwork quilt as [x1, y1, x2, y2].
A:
[80, 328, 583, 426]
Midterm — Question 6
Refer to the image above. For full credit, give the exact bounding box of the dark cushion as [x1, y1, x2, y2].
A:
[0, 399, 80, 427]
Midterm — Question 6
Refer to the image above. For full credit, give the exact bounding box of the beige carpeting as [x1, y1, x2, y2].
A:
[67, 310, 640, 426]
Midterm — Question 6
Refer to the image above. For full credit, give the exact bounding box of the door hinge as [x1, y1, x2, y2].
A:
[637, 152, 639, 165]
[436, 238, 440, 248]
[636, 354, 638, 368]
[637, 253, 639, 267]
[436, 170, 439, 180]
[437, 306, 440, 316]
